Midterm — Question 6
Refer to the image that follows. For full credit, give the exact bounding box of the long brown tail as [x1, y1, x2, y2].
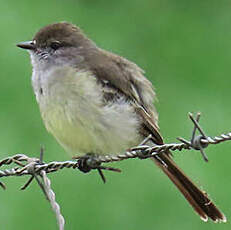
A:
[152, 153, 226, 222]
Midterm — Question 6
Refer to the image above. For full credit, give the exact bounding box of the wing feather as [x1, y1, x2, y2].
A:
[87, 48, 163, 144]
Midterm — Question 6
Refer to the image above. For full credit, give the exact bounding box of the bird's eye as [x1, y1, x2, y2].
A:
[50, 41, 61, 50]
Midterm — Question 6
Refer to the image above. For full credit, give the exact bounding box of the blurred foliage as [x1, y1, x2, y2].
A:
[0, 0, 231, 229]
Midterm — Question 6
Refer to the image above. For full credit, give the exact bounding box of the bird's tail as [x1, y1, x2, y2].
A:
[152, 153, 226, 222]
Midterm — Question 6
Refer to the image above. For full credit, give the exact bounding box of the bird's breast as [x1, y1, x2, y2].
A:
[32, 66, 142, 156]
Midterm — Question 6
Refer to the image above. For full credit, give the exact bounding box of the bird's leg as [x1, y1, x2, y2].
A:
[74, 154, 121, 183]
[76, 153, 99, 173]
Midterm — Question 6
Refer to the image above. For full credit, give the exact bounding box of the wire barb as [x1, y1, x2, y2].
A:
[177, 112, 209, 162]
[4, 149, 66, 230]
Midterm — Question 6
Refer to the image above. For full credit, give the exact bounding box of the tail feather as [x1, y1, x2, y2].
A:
[152, 153, 226, 223]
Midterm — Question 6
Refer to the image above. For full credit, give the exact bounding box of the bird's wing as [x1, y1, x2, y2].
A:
[88, 49, 163, 144]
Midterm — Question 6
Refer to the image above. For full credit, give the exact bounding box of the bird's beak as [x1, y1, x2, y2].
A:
[17, 41, 36, 50]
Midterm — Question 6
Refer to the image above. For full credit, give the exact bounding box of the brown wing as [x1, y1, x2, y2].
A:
[84, 48, 226, 222]
[86, 48, 163, 144]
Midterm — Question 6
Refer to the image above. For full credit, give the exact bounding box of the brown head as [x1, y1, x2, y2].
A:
[17, 22, 96, 64]
[34, 22, 93, 48]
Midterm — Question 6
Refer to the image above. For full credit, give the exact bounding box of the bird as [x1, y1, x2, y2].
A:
[17, 22, 226, 222]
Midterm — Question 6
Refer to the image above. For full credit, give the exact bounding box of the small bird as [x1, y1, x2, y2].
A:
[17, 22, 226, 222]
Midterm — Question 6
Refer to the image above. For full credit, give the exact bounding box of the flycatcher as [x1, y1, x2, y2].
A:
[17, 22, 226, 222]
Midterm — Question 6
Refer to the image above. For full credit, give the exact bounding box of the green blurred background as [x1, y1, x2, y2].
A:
[0, 0, 231, 229]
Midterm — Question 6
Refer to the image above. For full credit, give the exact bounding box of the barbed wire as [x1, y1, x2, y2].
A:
[0, 112, 230, 229]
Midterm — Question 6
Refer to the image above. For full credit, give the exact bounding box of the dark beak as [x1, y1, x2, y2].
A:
[17, 41, 35, 50]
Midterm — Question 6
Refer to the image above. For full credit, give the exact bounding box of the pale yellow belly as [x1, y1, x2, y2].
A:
[35, 67, 142, 156]
[41, 100, 142, 156]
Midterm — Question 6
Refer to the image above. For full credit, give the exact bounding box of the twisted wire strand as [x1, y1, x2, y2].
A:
[41, 170, 65, 230]
[201, 133, 231, 145]
[0, 154, 29, 167]
[0, 131, 230, 176]
[0, 144, 189, 177]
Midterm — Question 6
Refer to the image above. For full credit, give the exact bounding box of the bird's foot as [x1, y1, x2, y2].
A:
[73, 154, 121, 183]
